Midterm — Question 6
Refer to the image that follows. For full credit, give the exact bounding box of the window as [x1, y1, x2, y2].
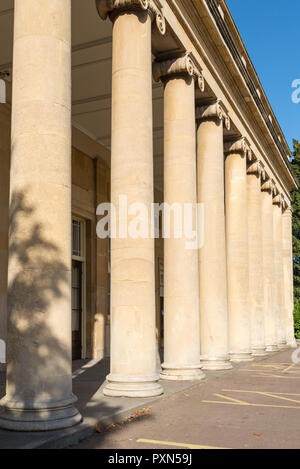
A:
[72, 219, 85, 259]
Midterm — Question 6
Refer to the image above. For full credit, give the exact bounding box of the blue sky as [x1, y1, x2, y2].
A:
[226, 0, 300, 152]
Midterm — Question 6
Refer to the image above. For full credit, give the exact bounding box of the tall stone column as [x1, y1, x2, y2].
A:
[261, 180, 278, 351]
[273, 194, 287, 348]
[247, 161, 267, 356]
[153, 54, 205, 380]
[96, 0, 165, 397]
[225, 138, 253, 362]
[0, 103, 10, 361]
[196, 101, 232, 370]
[282, 205, 297, 347]
[0, 0, 82, 431]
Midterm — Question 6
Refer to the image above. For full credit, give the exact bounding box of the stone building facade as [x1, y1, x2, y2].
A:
[0, 0, 297, 431]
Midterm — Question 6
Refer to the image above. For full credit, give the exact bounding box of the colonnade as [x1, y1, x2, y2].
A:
[0, 0, 296, 432]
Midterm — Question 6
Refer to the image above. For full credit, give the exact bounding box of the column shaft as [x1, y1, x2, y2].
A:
[261, 187, 278, 351]
[273, 200, 287, 348]
[103, 10, 163, 397]
[225, 143, 252, 362]
[161, 75, 204, 381]
[282, 207, 297, 347]
[0, 104, 10, 361]
[247, 166, 266, 356]
[0, 0, 81, 431]
[196, 107, 232, 370]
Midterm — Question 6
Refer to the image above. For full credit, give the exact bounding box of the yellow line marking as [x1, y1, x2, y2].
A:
[202, 400, 300, 409]
[251, 373, 300, 379]
[136, 438, 229, 450]
[250, 364, 286, 370]
[282, 363, 300, 373]
[240, 368, 286, 373]
[213, 393, 249, 405]
[222, 389, 300, 404]
[282, 364, 294, 373]
[202, 389, 300, 409]
[223, 389, 300, 396]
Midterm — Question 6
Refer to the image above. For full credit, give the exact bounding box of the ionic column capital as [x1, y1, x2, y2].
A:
[196, 99, 230, 130]
[224, 137, 252, 160]
[153, 52, 205, 91]
[96, 0, 166, 34]
[283, 204, 292, 216]
[247, 160, 266, 178]
[273, 193, 284, 208]
[261, 177, 275, 194]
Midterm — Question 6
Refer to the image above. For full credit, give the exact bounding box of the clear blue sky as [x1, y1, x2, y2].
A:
[226, 0, 300, 152]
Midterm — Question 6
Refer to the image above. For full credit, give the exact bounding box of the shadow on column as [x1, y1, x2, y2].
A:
[0, 190, 82, 431]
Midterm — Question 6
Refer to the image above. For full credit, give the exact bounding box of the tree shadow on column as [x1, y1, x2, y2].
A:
[1, 190, 123, 435]
[3, 189, 73, 407]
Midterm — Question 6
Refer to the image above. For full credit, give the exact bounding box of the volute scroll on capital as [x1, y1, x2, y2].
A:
[276, 194, 289, 212]
[224, 137, 252, 160]
[95, 0, 166, 34]
[196, 100, 230, 130]
[247, 160, 266, 179]
[272, 193, 283, 208]
[283, 203, 293, 216]
[261, 177, 275, 194]
[153, 52, 205, 91]
[281, 198, 289, 212]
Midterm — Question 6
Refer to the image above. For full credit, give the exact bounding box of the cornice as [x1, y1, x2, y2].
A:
[153, 52, 205, 90]
[203, 1, 294, 175]
[95, 0, 166, 34]
[196, 99, 230, 130]
[170, 0, 297, 193]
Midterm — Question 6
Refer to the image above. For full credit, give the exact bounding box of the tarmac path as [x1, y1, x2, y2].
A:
[73, 346, 300, 449]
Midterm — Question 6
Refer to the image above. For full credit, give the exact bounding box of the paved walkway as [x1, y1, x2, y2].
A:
[73, 347, 300, 450]
[0, 347, 299, 448]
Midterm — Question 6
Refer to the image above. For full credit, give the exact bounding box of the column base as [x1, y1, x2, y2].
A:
[200, 355, 233, 371]
[251, 346, 268, 357]
[0, 394, 82, 432]
[103, 374, 163, 398]
[265, 344, 279, 353]
[160, 364, 206, 381]
[277, 341, 288, 350]
[288, 339, 298, 349]
[230, 352, 254, 363]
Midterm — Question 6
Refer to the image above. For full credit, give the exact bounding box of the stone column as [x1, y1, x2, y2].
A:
[153, 54, 205, 380]
[196, 101, 232, 370]
[273, 194, 287, 348]
[0, 0, 82, 431]
[247, 161, 267, 356]
[261, 180, 278, 351]
[282, 205, 297, 348]
[225, 138, 253, 362]
[96, 0, 165, 397]
[0, 103, 10, 363]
